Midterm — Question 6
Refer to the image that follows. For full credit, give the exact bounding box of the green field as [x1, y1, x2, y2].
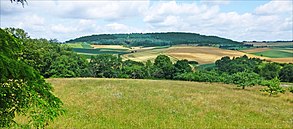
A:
[253, 49, 293, 58]
[72, 48, 130, 55]
[64, 42, 93, 49]
[42, 78, 292, 128]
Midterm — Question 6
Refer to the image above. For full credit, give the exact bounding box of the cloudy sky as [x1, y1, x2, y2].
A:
[1, 0, 292, 42]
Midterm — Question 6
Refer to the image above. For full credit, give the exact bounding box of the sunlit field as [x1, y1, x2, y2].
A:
[44, 78, 293, 128]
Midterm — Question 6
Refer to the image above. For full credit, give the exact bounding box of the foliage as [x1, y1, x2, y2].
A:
[66, 32, 242, 48]
[259, 62, 281, 80]
[230, 71, 261, 89]
[47, 54, 90, 78]
[279, 64, 293, 82]
[0, 29, 63, 128]
[90, 54, 122, 78]
[122, 60, 145, 79]
[260, 78, 285, 96]
[5, 28, 90, 78]
[153, 55, 175, 79]
[174, 59, 192, 75]
[174, 70, 226, 83]
[215, 55, 263, 74]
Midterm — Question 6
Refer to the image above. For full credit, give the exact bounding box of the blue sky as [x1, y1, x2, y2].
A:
[0, 0, 292, 42]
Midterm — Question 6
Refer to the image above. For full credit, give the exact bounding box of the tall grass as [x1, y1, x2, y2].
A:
[45, 78, 292, 128]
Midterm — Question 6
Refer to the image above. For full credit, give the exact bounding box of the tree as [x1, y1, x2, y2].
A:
[90, 54, 122, 78]
[215, 55, 262, 74]
[122, 60, 145, 79]
[259, 63, 281, 80]
[230, 71, 260, 89]
[5, 28, 90, 78]
[279, 64, 293, 82]
[174, 59, 192, 75]
[153, 55, 175, 79]
[144, 60, 153, 79]
[0, 29, 63, 128]
[261, 78, 285, 96]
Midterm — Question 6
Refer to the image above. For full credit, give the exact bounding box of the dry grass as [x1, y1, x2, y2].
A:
[122, 48, 168, 62]
[43, 78, 293, 129]
[123, 46, 292, 64]
[164, 46, 267, 64]
[84, 45, 292, 64]
[267, 58, 293, 63]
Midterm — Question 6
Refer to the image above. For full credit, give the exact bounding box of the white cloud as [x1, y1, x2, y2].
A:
[142, 0, 292, 41]
[1, 0, 292, 41]
[106, 23, 129, 31]
[200, 0, 230, 5]
[255, 0, 293, 15]
[54, 1, 149, 21]
[51, 24, 76, 33]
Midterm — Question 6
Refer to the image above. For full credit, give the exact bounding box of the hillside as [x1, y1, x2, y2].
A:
[66, 32, 243, 48]
[30, 78, 293, 128]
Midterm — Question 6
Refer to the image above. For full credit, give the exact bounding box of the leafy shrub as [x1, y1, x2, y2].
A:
[260, 78, 285, 96]
[230, 71, 261, 89]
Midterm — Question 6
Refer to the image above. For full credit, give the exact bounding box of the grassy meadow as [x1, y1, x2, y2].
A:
[241, 48, 292, 58]
[41, 78, 293, 128]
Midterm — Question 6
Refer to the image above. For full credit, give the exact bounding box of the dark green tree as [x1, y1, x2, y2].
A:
[216, 55, 262, 74]
[90, 54, 122, 78]
[174, 59, 192, 75]
[259, 63, 281, 80]
[122, 60, 145, 79]
[153, 55, 175, 79]
[0, 29, 63, 128]
[279, 64, 293, 82]
[5, 28, 90, 78]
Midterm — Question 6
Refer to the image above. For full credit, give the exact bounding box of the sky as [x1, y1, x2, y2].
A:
[0, 0, 292, 42]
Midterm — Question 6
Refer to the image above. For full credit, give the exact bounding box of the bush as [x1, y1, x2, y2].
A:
[230, 72, 261, 89]
[260, 78, 285, 96]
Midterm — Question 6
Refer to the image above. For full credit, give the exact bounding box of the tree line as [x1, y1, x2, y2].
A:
[66, 32, 243, 48]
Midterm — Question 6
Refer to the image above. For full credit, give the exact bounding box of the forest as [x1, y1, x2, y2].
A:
[66, 32, 243, 49]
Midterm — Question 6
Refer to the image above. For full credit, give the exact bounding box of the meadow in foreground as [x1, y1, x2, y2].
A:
[44, 78, 292, 128]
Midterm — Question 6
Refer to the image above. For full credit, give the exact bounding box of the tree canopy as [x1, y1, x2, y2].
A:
[0, 28, 63, 128]
[66, 32, 243, 49]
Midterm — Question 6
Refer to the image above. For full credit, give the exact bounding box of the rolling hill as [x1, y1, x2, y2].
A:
[66, 32, 243, 48]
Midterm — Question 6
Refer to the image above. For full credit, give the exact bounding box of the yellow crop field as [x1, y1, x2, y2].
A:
[165, 46, 273, 64]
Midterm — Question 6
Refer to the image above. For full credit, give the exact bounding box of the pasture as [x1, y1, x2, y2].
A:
[252, 49, 293, 58]
[43, 78, 292, 128]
